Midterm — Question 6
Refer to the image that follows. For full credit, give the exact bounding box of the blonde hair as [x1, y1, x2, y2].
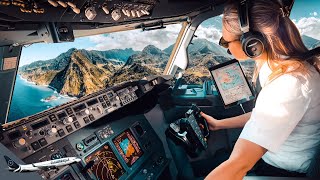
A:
[222, 0, 319, 84]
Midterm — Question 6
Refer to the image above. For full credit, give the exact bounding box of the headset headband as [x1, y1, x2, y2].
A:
[239, 0, 250, 33]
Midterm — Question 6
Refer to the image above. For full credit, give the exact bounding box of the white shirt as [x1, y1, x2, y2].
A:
[239, 62, 320, 173]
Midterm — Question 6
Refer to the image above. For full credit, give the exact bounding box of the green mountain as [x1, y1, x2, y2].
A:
[302, 35, 320, 49]
[20, 48, 136, 73]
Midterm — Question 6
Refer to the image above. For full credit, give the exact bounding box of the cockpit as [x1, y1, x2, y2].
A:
[0, 0, 319, 180]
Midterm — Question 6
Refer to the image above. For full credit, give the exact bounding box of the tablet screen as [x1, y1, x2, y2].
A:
[209, 59, 255, 107]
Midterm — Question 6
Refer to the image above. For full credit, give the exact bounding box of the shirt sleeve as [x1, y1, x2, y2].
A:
[239, 74, 311, 153]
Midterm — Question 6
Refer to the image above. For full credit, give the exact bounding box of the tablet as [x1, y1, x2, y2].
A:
[209, 59, 255, 108]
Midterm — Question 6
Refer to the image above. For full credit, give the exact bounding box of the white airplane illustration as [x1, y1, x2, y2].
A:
[4, 155, 81, 172]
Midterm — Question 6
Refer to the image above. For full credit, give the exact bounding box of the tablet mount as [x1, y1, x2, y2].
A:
[166, 104, 209, 156]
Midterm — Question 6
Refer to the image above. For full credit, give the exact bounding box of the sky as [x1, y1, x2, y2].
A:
[19, 0, 320, 66]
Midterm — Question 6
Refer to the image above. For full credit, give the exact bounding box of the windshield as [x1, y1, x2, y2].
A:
[7, 24, 182, 122]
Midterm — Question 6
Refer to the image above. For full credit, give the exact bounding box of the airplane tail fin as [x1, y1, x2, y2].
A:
[4, 156, 19, 170]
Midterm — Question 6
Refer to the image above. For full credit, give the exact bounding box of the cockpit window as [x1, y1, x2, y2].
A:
[185, 16, 255, 85]
[185, 8, 320, 86]
[8, 24, 182, 122]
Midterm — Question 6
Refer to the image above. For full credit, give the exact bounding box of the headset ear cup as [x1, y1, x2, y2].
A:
[241, 32, 265, 58]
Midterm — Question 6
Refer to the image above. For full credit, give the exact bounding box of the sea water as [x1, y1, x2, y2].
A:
[7, 75, 76, 122]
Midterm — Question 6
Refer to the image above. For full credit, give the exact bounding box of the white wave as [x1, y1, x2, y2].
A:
[19, 75, 36, 85]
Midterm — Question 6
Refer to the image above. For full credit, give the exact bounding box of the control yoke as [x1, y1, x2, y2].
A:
[166, 104, 210, 156]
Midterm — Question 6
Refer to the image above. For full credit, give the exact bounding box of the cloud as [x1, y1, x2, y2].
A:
[87, 24, 182, 51]
[87, 23, 223, 51]
[294, 17, 320, 40]
[195, 25, 222, 43]
[310, 12, 318, 16]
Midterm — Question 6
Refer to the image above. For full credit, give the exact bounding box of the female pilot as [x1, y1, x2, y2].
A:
[201, 0, 320, 179]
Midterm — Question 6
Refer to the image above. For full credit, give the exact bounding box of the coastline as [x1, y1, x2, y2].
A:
[18, 74, 77, 100]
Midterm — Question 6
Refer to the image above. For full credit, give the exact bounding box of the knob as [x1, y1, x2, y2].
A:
[63, 117, 73, 125]
[142, 169, 148, 174]
[51, 152, 63, 160]
[97, 106, 103, 114]
[85, 109, 90, 115]
[14, 138, 26, 147]
[100, 131, 108, 139]
[48, 127, 57, 136]
[25, 130, 33, 137]
[76, 142, 84, 151]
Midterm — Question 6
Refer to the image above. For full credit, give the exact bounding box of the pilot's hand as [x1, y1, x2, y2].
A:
[200, 112, 220, 131]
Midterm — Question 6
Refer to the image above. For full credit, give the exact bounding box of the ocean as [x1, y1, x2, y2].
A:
[7, 75, 76, 122]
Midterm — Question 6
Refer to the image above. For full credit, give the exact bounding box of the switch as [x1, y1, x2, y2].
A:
[38, 138, 48, 146]
[31, 141, 41, 150]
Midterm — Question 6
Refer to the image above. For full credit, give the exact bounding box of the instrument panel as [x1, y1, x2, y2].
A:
[0, 76, 172, 180]
[0, 76, 165, 159]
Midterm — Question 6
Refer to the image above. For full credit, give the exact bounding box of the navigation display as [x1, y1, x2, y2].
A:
[209, 59, 255, 107]
[85, 144, 125, 180]
[113, 129, 143, 167]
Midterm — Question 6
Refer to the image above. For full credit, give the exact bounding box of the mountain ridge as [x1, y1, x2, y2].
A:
[19, 35, 320, 96]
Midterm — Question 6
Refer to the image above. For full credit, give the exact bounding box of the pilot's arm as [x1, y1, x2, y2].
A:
[205, 74, 311, 180]
[205, 139, 266, 180]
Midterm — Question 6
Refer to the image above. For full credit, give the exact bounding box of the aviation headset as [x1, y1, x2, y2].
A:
[238, 0, 295, 58]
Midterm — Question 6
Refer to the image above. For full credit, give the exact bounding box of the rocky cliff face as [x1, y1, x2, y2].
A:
[109, 45, 168, 86]
[49, 50, 111, 97]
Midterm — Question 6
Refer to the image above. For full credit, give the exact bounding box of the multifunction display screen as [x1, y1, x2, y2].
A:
[85, 144, 125, 180]
[113, 129, 143, 167]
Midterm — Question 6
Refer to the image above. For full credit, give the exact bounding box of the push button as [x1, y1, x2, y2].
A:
[66, 125, 73, 133]
[31, 141, 41, 150]
[74, 121, 81, 129]
[49, 114, 57, 122]
[66, 108, 73, 115]
[102, 102, 107, 108]
[38, 138, 48, 146]
[58, 129, 65, 137]
[89, 114, 95, 121]
[83, 117, 90, 124]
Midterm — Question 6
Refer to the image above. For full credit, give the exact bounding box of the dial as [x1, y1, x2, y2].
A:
[63, 117, 73, 125]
